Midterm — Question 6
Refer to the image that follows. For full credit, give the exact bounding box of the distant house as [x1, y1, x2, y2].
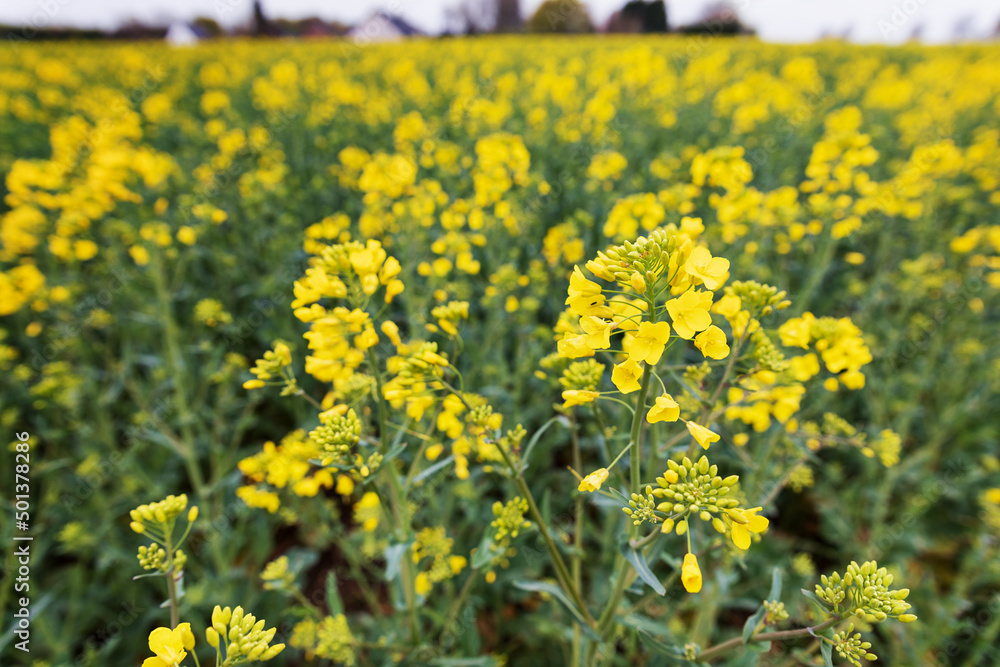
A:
[165, 21, 210, 46]
[348, 13, 424, 42]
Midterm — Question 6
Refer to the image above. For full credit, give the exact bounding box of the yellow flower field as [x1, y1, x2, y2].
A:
[1, 36, 998, 666]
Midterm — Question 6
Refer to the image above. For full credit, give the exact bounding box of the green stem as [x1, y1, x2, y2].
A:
[496, 441, 594, 626]
[697, 615, 842, 662]
[629, 366, 653, 500]
[152, 251, 206, 497]
[164, 533, 179, 629]
[571, 415, 584, 667]
[791, 224, 837, 316]
[440, 569, 479, 640]
[367, 347, 420, 644]
[586, 363, 654, 661]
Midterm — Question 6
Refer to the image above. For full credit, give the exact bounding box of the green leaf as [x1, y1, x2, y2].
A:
[411, 454, 456, 485]
[621, 544, 666, 595]
[512, 580, 598, 640]
[384, 542, 411, 582]
[622, 613, 671, 638]
[733, 642, 768, 667]
[742, 606, 767, 644]
[767, 567, 783, 601]
[607, 486, 630, 506]
[744, 568, 783, 643]
[326, 571, 344, 616]
[800, 588, 832, 612]
[634, 630, 688, 662]
[390, 417, 411, 450]
[820, 639, 834, 666]
[429, 658, 498, 666]
[381, 440, 408, 467]
[471, 533, 495, 570]
[521, 415, 567, 470]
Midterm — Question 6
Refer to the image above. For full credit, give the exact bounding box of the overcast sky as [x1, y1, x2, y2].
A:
[2, 0, 998, 43]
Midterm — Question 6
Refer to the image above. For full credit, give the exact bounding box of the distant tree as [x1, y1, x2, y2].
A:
[192, 17, 223, 37]
[607, 0, 667, 33]
[676, 2, 754, 36]
[527, 0, 593, 33]
[253, 0, 273, 36]
[443, 0, 521, 34]
[496, 0, 523, 32]
[445, 0, 496, 34]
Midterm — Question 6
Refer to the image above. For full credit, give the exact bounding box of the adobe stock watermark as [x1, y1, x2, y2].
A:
[6, 0, 74, 51]
[877, 0, 929, 39]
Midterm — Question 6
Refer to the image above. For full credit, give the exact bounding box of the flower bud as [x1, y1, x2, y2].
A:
[206, 628, 220, 648]
[630, 272, 646, 293]
[261, 644, 285, 661]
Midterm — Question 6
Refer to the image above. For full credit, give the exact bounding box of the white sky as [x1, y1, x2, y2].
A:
[1, 0, 998, 43]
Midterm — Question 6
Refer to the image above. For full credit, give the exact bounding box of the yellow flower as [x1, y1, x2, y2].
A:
[335, 475, 355, 495]
[788, 353, 820, 381]
[415, 571, 432, 595]
[728, 507, 769, 550]
[380, 320, 402, 346]
[694, 325, 730, 360]
[130, 245, 151, 266]
[566, 266, 612, 318]
[630, 272, 646, 293]
[557, 334, 596, 359]
[580, 315, 613, 349]
[143, 623, 194, 667]
[449, 555, 467, 575]
[627, 321, 671, 365]
[562, 389, 600, 408]
[647, 394, 680, 423]
[712, 294, 741, 320]
[681, 553, 702, 593]
[176, 226, 197, 246]
[685, 421, 720, 449]
[778, 313, 814, 349]
[578, 468, 609, 492]
[611, 358, 643, 394]
[684, 246, 730, 291]
[665, 291, 713, 340]
[840, 369, 865, 390]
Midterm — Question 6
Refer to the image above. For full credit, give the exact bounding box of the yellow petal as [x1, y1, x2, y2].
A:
[681, 553, 702, 593]
[731, 523, 751, 550]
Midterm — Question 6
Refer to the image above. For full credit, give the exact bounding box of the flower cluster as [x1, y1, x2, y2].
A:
[411, 527, 468, 595]
[484, 497, 532, 583]
[130, 495, 197, 573]
[207, 605, 285, 664]
[557, 227, 735, 405]
[289, 615, 356, 665]
[815, 560, 916, 622]
[779, 313, 872, 390]
[236, 429, 347, 514]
